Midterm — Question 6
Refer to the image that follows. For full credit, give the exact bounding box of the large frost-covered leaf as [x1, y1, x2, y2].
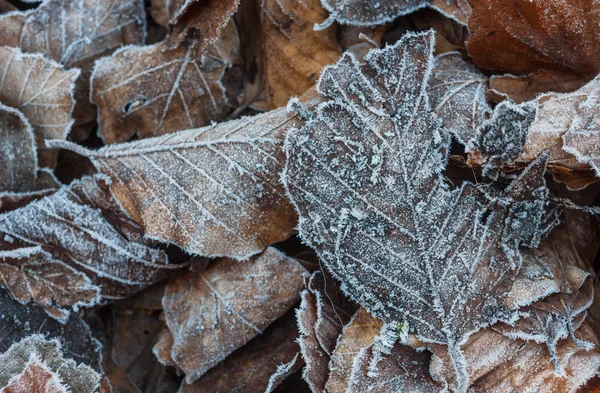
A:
[0, 104, 36, 193]
[0, 176, 179, 321]
[317, 0, 471, 28]
[161, 247, 306, 383]
[283, 31, 558, 391]
[52, 102, 311, 259]
[0, 0, 146, 124]
[0, 46, 78, 168]
[260, 0, 341, 109]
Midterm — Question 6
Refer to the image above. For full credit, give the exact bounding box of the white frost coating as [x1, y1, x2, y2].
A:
[282, 31, 559, 393]
[0, 335, 100, 393]
[265, 353, 302, 393]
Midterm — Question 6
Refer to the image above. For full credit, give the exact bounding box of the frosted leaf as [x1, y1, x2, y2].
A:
[346, 340, 444, 393]
[325, 308, 383, 393]
[153, 327, 178, 369]
[90, 20, 238, 144]
[496, 277, 595, 374]
[296, 272, 356, 392]
[51, 103, 311, 260]
[282, 31, 559, 391]
[0, 335, 100, 393]
[0, 46, 78, 168]
[149, 0, 195, 26]
[0, 189, 55, 214]
[178, 311, 302, 393]
[161, 247, 306, 383]
[477, 100, 537, 179]
[428, 52, 490, 151]
[317, 0, 471, 29]
[0, 105, 36, 193]
[261, 0, 341, 109]
[0, 176, 179, 320]
[0, 0, 146, 124]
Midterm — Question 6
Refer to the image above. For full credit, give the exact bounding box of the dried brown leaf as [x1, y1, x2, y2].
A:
[161, 247, 306, 383]
[1, 361, 67, 393]
[0, 104, 36, 193]
[466, 0, 600, 93]
[52, 100, 317, 259]
[325, 308, 383, 393]
[179, 311, 302, 393]
[0, 46, 78, 168]
[261, 0, 341, 109]
[0, 176, 179, 321]
[0, 0, 146, 124]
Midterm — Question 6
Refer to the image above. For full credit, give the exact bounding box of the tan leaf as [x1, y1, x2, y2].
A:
[179, 311, 302, 393]
[0, 46, 78, 168]
[325, 308, 383, 393]
[161, 247, 306, 383]
[0, 104, 36, 192]
[0, 0, 146, 124]
[51, 100, 318, 259]
[0, 335, 100, 393]
[261, 0, 341, 109]
[297, 271, 355, 392]
[0, 176, 180, 321]
[153, 326, 178, 369]
[428, 52, 491, 150]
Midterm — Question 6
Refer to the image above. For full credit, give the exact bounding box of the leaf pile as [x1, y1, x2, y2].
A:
[1, 0, 600, 392]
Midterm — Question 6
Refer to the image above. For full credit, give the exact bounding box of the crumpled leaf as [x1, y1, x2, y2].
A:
[0, 335, 100, 393]
[282, 31, 559, 391]
[0, 104, 36, 193]
[466, 0, 599, 98]
[52, 100, 315, 259]
[91, 4, 240, 144]
[0, 46, 78, 168]
[428, 52, 491, 150]
[160, 247, 306, 383]
[296, 271, 355, 392]
[150, 0, 193, 26]
[0, 176, 179, 321]
[317, 0, 471, 28]
[261, 0, 341, 109]
[0, 0, 146, 124]
[178, 311, 302, 393]
[325, 308, 383, 393]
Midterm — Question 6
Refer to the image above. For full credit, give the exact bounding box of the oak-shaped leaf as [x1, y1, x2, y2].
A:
[282, 31, 559, 391]
[260, 0, 341, 109]
[0, 46, 79, 168]
[0, 176, 180, 321]
[0, 335, 100, 393]
[0, 104, 36, 193]
[0, 0, 147, 124]
[317, 0, 471, 29]
[51, 101, 314, 259]
[178, 311, 302, 393]
[160, 247, 306, 383]
[466, 0, 600, 99]
[428, 52, 491, 151]
[91, 21, 238, 144]
[296, 271, 356, 392]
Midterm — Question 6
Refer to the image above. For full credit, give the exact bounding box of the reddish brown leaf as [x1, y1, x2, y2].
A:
[161, 247, 306, 383]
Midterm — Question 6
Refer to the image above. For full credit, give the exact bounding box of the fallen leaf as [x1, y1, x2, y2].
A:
[489, 71, 589, 104]
[0, 0, 147, 124]
[261, 0, 341, 109]
[0, 104, 36, 193]
[0, 189, 55, 214]
[282, 31, 559, 391]
[317, 0, 470, 28]
[153, 326, 178, 369]
[466, 0, 599, 95]
[150, 0, 190, 26]
[0, 335, 100, 393]
[428, 52, 491, 150]
[0, 46, 79, 168]
[0, 176, 179, 321]
[325, 308, 383, 393]
[51, 100, 317, 259]
[179, 311, 302, 393]
[161, 247, 306, 383]
[296, 272, 355, 392]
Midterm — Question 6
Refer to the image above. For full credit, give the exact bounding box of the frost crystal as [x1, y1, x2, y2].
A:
[283, 31, 558, 391]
